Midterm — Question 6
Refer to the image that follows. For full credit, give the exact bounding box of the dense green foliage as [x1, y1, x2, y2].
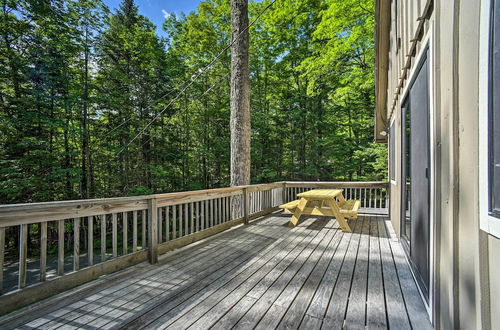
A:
[0, 0, 386, 203]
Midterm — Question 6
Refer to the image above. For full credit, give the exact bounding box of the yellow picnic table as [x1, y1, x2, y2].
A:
[279, 189, 361, 232]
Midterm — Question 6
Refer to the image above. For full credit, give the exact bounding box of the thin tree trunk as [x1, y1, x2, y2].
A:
[230, 0, 251, 218]
[81, 26, 90, 199]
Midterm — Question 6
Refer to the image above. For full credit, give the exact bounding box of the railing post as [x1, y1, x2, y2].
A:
[243, 188, 249, 225]
[148, 197, 158, 264]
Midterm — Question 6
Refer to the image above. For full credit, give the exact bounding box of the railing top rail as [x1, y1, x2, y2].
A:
[284, 181, 389, 188]
[0, 182, 285, 210]
[0, 181, 388, 226]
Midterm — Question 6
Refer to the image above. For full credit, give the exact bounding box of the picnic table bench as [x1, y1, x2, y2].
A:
[279, 189, 360, 232]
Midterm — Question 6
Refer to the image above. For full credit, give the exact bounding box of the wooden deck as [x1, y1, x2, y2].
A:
[0, 213, 432, 330]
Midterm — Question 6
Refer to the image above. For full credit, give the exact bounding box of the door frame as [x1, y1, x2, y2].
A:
[399, 26, 435, 320]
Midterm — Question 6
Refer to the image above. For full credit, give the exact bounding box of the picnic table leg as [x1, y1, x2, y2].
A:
[325, 198, 352, 233]
[338, 193, 346, 205]
[289, 197, 308, 226]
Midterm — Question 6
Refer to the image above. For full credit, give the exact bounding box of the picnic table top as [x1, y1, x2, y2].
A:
[297, 189, 343, 199]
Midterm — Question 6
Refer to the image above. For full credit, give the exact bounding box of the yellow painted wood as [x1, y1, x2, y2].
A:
[337, 193, 347, 206]
[324, 198, 352, 233]
[289, 198, 308, 226]
[279, 200, 300, 210]
[297, 189, 343, 199]
[280, 189, 360, 232]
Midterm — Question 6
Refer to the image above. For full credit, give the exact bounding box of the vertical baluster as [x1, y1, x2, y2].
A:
[380, 188, 383, 208]
[40, 222, 47, 282]
[255, 192, 258, 212]
[256, 191, 259, 212]
[123, 212, 128, 255]
[210, 199, 214, 227]
[202, 200, 207, 229]
[184, 203, 189, 235]
[384, 188, 387, 208]
[264, 190, 267, 210]
[0, 227, 4, 293]
[243, 188, 249, 225]
[142, 210, 146, 248]
[222, 197, 229, 222]
[88, 216, 93, 266]
[58, 220, 65, 276]
[18, 224, 28, 288]
[179, 204, 184, 237]
[379, 188, 382, 208]
[101, 215, 106, 262]
[172, 205, 177, 239]
[190, 202, 194, 234]
[378, 190, 383, 208]
[251, 192, 254, 214]
[195, 202, 200, 232]
[166, 206, 170, 241]
[200, 201, 207, 230]
[213, 199, 217, 225]
[252, 192, 255, 213]
[133, 211, 138, 252]
[112, 213, 117, 258]
[221, 198, 226, 223]
[158, 208, 162, 243]
[218, 198, 222, 225]
[263, 190, 266, 210]
[74, 218, 80, 271]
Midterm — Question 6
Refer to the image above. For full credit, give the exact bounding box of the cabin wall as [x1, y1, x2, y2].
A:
[383, 0, 500, 328]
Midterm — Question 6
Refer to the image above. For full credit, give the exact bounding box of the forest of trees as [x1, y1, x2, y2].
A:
[0, 0, 387, 204]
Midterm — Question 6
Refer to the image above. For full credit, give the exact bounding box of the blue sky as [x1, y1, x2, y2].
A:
[103, 0, 201, 36]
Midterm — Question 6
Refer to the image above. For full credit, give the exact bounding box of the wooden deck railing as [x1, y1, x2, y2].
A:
[0, 181, 388, 315]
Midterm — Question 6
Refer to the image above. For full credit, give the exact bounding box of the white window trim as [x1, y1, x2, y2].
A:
[479, 0, 500, 238]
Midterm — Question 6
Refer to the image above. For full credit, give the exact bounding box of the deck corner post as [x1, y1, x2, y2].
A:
[148, 197, 159, 264]
[243, 187, 249, 225]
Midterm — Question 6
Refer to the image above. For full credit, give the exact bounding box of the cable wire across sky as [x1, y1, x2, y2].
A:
[116, 0, 278, 156]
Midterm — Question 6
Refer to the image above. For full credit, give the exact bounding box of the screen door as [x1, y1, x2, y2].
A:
[401, 50, 430, 301]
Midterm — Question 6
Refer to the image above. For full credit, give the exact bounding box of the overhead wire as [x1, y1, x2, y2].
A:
[116, 0, 278, 155]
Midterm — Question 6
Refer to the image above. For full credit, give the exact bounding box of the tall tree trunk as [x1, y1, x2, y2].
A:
[230, 0, 250, 219]
[230, 0, 251, 187]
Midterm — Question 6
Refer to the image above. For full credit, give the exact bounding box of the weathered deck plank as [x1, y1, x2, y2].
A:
[0, 214, 431, 330]
[35, 217, 284, 330]
[366, 216, 387, 329]
[378, 218, 412, 330]
[147, 217, 323, 329]
[344, 216, 371, 329]
[320, 217, 364, 329]
[166, 220, 326, 329]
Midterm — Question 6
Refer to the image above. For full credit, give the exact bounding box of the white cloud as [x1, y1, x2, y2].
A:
[162, 9, 171, 19]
